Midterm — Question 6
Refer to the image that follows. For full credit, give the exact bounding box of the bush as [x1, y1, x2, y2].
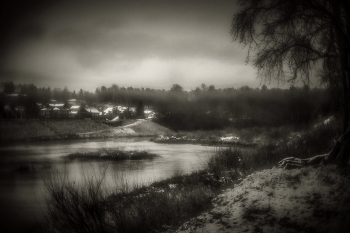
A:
[65, 149, 158, 161]
[207, 148, 241, 177]
[43, 165, 110, 233]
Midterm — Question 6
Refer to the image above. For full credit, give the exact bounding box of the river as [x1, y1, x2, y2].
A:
[0, 138, 216, 232]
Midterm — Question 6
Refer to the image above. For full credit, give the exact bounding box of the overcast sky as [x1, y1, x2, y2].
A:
[0, 0, 269, 91]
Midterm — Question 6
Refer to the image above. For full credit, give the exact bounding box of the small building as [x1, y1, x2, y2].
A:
[68, 99, 82, 106]
[58, 108, 70, 118]
[49, 103, 65, 109]
[40, 108, 50, 118]
[52, 107, 60, 118]
[15, 106, 25, 118]
[69, 105, 80, 118]
[129, 107, 136, 114]
[103, 107, 114, 115]
[144, 110, 155, 119]
[84, 107, 100, 118]
[116, 106, 128, 113]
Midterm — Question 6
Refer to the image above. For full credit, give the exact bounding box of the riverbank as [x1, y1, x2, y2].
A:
[152, 116, 340, 148]
[31, 148, 245, 233]
[27, 119, 345, 232]
[151, 134, 257, 147]
[0, 119, 174, 143]
[32, 136, 348, 233]
[176, 165, 350, 233]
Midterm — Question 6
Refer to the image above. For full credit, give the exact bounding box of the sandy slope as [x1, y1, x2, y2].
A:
[177, 165, 350, 233]
[78, 119, 174, 137]
[113, 119, 173, 135]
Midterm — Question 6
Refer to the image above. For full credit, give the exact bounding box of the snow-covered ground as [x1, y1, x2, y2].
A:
[176, 165, 350, 233]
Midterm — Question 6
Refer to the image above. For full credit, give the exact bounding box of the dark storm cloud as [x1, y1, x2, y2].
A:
[0, 0, 55, 46]
[45, 0, 241, 69]
[51, 27, 240, 68]
[0, 0, 258, 90]
[0, 68, 60, 87]
[16, 23, 47, 40]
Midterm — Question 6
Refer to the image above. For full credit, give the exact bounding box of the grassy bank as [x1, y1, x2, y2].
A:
[0, 119, 109, 143]
[29, 119, 341, 233]
[152, 116, 340, 147]
[0, 119, 174, 143]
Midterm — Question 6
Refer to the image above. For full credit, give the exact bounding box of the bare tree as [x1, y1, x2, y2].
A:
[231, 0, 350, 167]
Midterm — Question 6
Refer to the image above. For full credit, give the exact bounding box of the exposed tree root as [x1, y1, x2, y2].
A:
[278, 154, 327, 169]
[278, 126, 350, 169]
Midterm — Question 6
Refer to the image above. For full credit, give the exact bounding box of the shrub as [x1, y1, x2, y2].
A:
[65, 149, 158, 161]
[43, 165, 110, 233]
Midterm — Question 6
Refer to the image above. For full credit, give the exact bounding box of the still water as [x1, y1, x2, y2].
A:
[0, 138, 215, 232]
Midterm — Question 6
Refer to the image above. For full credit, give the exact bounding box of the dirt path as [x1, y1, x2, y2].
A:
[78, 119, 174, 137]
[176, 165, 350, 233]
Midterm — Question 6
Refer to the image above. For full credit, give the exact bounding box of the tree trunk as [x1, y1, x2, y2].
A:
[341, 35, 350, 133]
[280, 7, 350, 169]
[279, 43, 350, 169]
[338, 14, 350, 165]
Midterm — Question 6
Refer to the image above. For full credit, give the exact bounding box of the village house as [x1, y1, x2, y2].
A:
[68, 105, 102, 119]
[40, 102, 69, 119]
[68, 99, 82, 106]
[14, 106, 25, 119]
[48, 103, 65, 109]
[40, 107, 50, 118]
[69, 105, 80, 118]
[84, 107, 100, 118]
[144, 109, 155, 119]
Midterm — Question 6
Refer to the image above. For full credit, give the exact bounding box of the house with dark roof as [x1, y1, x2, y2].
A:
[40, 102, 68, 119]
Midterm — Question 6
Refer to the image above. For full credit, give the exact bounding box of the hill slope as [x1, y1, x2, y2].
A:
[0, 119, 173, 142]
[177, 165, 350, 233]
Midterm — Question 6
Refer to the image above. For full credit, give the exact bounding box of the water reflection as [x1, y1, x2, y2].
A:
[0, 138, 215, 232]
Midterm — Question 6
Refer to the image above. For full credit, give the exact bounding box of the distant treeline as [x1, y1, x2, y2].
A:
[0, 82, 338, 130]
[154, 84, 338, 130]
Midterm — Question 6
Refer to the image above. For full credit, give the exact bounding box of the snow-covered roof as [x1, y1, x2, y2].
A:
[104, 107, 114, 113]
[110, 116, 119, 122]
[70, 105, 80, 110]
[85, 108, 100, 114]
[115, 106, 128, 112]
[49, 103, 64, 107]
